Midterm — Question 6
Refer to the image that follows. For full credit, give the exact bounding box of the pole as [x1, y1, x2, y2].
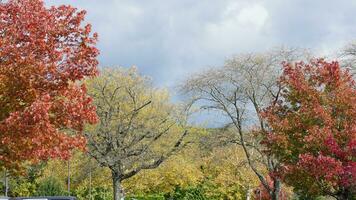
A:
[89, 160, 92, 200]
[67, 160, 70, 196]
[4, 170, 8, 197]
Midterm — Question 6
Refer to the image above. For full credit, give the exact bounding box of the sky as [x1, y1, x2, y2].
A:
[45, 0, 356, 89]
[44, 0, 356, 126]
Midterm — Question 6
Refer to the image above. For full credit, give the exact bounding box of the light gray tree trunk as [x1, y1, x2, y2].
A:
[246, 185, 252, 200]
[112, 171, 124, 200]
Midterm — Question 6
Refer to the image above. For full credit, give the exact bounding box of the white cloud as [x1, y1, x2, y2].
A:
[201, 2, 271, 57]
[237, 4, 268, 29]
[44, 0, 356, 88]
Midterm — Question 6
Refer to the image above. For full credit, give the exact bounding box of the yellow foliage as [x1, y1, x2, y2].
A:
[124, 154, 203, 195]
[41, 151, 112, 192]
[199, 145, 260, 200]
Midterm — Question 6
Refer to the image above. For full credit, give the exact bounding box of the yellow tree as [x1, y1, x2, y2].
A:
[85, 67, 189, 200]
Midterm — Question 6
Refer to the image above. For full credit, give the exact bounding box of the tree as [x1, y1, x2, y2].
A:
[262, 59, 356, 199]
[0, 0, 99, 171]
[40, 151, 112, 200]
[85, 67, 189, 200]
[339, 42, 356, 76]
[181, 47, 310, 200]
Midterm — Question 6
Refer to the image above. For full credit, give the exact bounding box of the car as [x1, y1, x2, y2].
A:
[9, 197, 76, 200]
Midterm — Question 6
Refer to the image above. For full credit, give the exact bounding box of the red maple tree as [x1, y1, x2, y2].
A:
[0, 0, 99, 170]
[262, 60, 356, 199]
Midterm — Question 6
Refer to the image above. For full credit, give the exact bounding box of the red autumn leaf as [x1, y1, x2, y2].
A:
[262, 59, 356, 198]
[0, 0, 98, 171]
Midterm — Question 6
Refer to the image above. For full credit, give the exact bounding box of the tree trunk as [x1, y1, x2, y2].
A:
[270, 179, 281, 200]
[271, 192, 279, 200]
[112, 171, 124, 200]
[246, 185, 252, 200]
[4, 170, 8, 197]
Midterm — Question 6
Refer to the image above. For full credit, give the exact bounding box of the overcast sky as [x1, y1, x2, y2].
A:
[46, 0, 356, 88]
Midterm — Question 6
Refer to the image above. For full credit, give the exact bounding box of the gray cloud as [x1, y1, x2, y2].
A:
[46, 0, 356, 88]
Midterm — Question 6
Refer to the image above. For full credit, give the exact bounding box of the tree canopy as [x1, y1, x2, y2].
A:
[0, 0, 99, 171]
[85, 67, 189, 200]
[262, 60, 356, 199]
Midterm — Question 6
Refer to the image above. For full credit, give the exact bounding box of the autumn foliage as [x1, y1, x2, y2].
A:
[262, 60, 356, 198]
[0, 0, 98, 170]
[253, 176, 290, 200]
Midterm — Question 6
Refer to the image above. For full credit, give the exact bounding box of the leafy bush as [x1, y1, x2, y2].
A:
[36, 176, 66, 196]
[10, 181, 36, 197]
[127, 194, 165, 200]
[164, 186, 207, 200]
[74, 185, 113, 200]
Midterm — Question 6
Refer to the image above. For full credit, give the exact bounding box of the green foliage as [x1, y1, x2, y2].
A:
[199, 179, 246, 200]
[10, 181, 37, 197]
[74, 185, 113, 200]
[7, 163, 45, 197]
[36, 176, 66, 196]
[127, 182, 245, 200]
[127, 194, 165, 200]
[165, 186, 208, 200]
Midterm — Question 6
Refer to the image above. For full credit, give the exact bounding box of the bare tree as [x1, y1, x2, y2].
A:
[181, 47, 310, 200]
[339, 42, 356, 77]
[85, 67, 188, 200]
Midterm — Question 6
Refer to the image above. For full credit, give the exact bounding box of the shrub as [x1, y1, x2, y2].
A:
[74, 185, 113, 200]
[36, 176, 66, 196]
[164, 186, 208, 200]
